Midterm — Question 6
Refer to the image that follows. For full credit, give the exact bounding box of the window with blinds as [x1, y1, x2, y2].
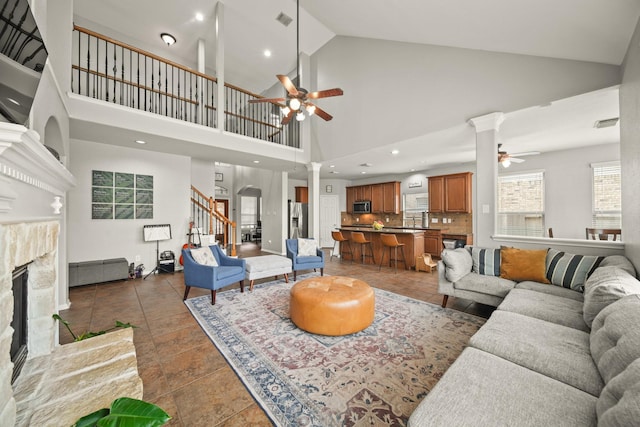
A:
[497, 171, 545, 236]
[403, 192, 428, 227]
[592, 162, 621, 228]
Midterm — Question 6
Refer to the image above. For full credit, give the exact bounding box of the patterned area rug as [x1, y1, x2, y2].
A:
[185, 274, 485, 426]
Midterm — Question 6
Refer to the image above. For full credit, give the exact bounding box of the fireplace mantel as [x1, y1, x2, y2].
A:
[0, 122, 76, 214]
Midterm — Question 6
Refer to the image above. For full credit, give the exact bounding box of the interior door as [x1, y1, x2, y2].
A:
[319, 195, 340, 248]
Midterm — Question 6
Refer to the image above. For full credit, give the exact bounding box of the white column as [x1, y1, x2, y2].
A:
[306, 162, 322, 239]
[214, 2, 225, 130]
[468, 112, 504, 248]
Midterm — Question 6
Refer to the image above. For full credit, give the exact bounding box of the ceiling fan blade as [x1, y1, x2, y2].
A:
[511, 151, 540, 157]
[511, 158, 526, 163]
[277, 74, 299, 96]
[248, 97, 286, 104]
[281, 109, 295, 125]
[307, 88, 344, 99]
[313, 105, 333, 121]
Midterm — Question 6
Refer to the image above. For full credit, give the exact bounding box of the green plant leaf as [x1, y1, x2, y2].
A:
[96, 398, 170, 427]
[73, 408, 109, 427]
[114, 320, 137, 329]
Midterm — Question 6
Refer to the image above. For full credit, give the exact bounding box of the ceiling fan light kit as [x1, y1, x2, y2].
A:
[248, 0, 343, 124]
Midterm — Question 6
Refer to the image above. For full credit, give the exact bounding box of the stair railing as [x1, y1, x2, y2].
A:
[190, 185, 237, 256]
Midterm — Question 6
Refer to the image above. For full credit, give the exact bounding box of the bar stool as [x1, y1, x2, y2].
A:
[379, 233, 407, 272]
[331, 230, 353, 262]
[350, 232, 375, 264]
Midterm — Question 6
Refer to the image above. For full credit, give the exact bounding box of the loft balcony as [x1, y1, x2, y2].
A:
[70, 25, 300, 149]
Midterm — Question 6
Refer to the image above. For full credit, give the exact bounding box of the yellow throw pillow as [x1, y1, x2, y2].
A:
[500, 246, 550, 283]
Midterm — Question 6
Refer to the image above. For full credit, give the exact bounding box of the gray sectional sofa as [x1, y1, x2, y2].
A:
[409, 247, 640, 426]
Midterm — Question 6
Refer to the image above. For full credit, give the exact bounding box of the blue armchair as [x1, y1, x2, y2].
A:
[286, 238, 325, 281]
[182, 245, 246, 305]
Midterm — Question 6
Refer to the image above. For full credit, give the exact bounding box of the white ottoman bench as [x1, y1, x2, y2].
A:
[244, 255, 293, 291]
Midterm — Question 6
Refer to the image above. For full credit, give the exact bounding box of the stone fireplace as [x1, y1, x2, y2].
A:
[0, 123, 142, 427]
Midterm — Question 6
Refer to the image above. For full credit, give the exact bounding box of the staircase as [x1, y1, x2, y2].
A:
[190, 185, 237, 256]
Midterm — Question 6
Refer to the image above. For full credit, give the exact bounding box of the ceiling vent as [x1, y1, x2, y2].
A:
[276, 12, 293, 27]
[359, 163, 373, 167]
[594, 117, 619, 129]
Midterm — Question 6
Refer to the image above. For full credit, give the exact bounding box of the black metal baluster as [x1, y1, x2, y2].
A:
[165, 63, 168, 118]
[120, 45, 124, 104]
[86, 34, 91, 98]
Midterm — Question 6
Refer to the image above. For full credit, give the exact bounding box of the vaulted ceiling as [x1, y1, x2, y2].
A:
[72, 0, 640, 179]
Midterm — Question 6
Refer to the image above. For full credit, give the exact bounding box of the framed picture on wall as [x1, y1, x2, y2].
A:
[215, 173, 223, 182]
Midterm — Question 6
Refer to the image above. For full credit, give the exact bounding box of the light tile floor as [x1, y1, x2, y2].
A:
[59, 243, 494, 426]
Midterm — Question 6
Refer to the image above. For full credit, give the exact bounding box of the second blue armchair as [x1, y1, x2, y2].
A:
[286, 238, 325, 281]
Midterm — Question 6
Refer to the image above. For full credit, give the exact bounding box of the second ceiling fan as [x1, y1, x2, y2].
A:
[248, 0, 343, 125]
[498, 144, 539, 167]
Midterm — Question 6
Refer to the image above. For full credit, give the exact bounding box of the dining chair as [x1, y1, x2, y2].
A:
[585, 228, 621, 241]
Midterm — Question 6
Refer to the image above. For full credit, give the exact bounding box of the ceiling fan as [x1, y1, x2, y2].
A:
[498, 144, 539, 168]
[248, 0, 343, 125]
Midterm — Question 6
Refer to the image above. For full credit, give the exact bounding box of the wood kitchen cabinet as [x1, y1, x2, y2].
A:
[424, 229, 443, 258]
[347, 181, 400, 214]
[370, 184, 383, 212]
[428, 172, 472, 213]
[382, 181, 400, 214]
[428, 176, 445, 213]
[295, 186, 308, 203]
[346, 187, 356, 213]
[355, 185, 371, 202]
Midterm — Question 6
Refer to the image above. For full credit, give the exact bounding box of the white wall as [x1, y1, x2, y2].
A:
[501, 143, 620, 240]
[234, 166, 287, 254]
[310, 36, 621, 163]
[67, 140, 190, 271]
[620, 17, 640, 271]
[191, 158, 214, 196]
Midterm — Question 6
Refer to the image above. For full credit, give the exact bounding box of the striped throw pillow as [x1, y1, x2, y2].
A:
[471, 247, 501, 276]
[546, 248, 604, 291]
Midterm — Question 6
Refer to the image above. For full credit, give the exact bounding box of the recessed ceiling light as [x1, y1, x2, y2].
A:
[329, 165, 335, 168]
[135, 140, 146, 144]
[361, 171, 367, 174]
[195, 12, 204, 21]
[411, 169, 416, 172]
[330, 170, 340, 174]
[160, 33, 176, 46]
[7, 97, 20, 106]
[264, 49, 272, 57]
[253, 160, 260, 164]
[391, 149, 399, 155]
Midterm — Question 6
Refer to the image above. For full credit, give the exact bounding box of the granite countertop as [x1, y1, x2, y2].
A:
[339, 226, 425, 234]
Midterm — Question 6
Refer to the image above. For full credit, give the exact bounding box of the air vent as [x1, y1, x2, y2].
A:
[359, 163, 373, 167]
[276, 12, 293, 27]
[594, 117, 619, 129]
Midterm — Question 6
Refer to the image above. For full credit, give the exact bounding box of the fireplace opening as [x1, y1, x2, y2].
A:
[11, 263, 29, 384]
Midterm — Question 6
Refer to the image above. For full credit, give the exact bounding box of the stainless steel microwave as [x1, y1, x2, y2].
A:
[353, 201, 371, 213]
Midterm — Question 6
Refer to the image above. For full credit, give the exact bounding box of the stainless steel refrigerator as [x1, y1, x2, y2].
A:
[289, 200, 308, 238]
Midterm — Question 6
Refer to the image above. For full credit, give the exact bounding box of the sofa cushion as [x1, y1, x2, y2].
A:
[583, 266, 640, 328]
[498, 288, 589, 332]
[515, 281, 584, 302]
[546, 248, 604, 292]
[590, 294, 640, 384]
[407, 347, 597, 427]
[597, 358, 640, 427]
[469, 310, 602, 396]
[453, 272, 515, 298]
[500, 246, 550, 283]
[441, 248, 472, 282]
[470, 246, 501, 276]
[599, 255, 637, 278]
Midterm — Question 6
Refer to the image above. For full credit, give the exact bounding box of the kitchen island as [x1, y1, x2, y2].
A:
[339, 227, 424, 269]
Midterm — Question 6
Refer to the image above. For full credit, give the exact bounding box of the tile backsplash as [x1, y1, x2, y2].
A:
[340, 211, 472, 234]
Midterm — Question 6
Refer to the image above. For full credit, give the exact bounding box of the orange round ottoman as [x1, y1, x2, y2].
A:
[290, 276, 375, 336]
